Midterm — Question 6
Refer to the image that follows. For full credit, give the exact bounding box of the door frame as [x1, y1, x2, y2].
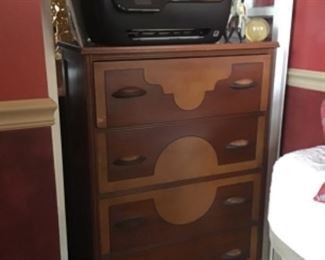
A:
[41, 0, 68, 259]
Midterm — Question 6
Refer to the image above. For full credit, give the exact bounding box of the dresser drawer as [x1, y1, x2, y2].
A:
[96, 115, 265, 193]
[107, 228, 252, 260]
[94, 55, 271, 128]
[99, 174, 260, 257]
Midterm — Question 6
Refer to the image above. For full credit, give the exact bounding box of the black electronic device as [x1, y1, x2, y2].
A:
[73, 0, 232, 45]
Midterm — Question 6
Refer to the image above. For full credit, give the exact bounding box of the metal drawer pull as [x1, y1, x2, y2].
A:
[112, 87, 146, 99]
[226, 139, 249, 149]
[113, 155, 146, 166]
[224, 197, 247, 206]
[222, 249, 243, 259]
[230, 79, 255, 89]
[114, 217, 145, 229]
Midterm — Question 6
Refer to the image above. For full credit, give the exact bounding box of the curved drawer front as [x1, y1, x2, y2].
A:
[99, 174, 260, 258]
[96, 115, 265, 193]
[94, 55, 271, 128]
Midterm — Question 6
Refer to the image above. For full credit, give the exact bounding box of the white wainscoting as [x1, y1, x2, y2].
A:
[288, 68, 325, 92]
[0, 98, 56, 131]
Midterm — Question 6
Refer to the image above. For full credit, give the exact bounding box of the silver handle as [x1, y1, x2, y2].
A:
[224, 197, 247, 206]
[226, 139, 249, 149]
[222, 249, 243, 259]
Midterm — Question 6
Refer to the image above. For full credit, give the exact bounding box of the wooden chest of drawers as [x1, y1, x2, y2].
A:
[60, 42, 277, 260]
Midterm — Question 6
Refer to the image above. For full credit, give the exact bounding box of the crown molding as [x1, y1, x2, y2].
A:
[0, 98, 57, 131]
[288, 68, 325, 92]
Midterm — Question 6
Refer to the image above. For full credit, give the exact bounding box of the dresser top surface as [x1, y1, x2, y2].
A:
[60, 41, 278, 57]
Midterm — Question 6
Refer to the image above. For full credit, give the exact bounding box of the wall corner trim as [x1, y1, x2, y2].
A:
[0, 98, 57, 131]
[288, 68, 325, 92]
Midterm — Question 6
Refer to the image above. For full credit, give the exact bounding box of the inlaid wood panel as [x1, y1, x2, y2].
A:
[99, 174, 261, 257]
[96, 115, 265, 193]
[94, 55, 271, 128]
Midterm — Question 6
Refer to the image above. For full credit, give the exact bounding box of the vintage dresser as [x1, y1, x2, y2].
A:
[60, 42, 277, 260]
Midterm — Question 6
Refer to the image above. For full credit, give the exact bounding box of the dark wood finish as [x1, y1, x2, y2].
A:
[59, 50, 96, 260]
[98, 174, 261, 256]
[105, 228, 251, 260]
[100, 115, 261, 183]
[94, 58, 268, 127]
[59, 42, 276, 260]
[60, 41, 278, 57]
[108, 182, 253, 252]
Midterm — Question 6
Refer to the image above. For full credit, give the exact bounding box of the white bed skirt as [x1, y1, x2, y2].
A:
[269, 228, 304, 260]
[268, 146, 325, 260]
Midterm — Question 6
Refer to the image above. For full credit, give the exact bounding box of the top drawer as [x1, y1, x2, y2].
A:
[94, 55, 271, 128]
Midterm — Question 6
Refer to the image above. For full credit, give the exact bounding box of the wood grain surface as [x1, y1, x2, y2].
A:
[99, 174, 261, 256]
[96, 116, 265, 193]
[94, 55, 270, 127]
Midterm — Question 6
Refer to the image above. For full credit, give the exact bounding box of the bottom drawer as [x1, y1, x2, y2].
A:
[99, 174, 261, 259]
[107, 228, 252, 260]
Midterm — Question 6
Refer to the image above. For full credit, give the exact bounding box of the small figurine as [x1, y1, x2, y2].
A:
[227, 0, 248, 42]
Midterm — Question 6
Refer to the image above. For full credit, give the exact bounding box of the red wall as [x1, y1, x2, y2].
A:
[282, 88, 325, 153]
[0, 0, 48, 101]
[289, 0, 325, 71]
[282, 0, 325, 153]
[0, 0, 60, 259]
[0, 129, 60, 260]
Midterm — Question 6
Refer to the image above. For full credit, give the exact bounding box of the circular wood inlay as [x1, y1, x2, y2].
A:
[154, 137, 219, 224]
[154, 183, 217, 225]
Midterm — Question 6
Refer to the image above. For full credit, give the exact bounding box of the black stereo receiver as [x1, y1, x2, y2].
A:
[74, 0, 232, 46]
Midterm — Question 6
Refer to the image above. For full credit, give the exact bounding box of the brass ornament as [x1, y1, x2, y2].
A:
[51, 0, 76, 96]
[51, 0, 75, 44]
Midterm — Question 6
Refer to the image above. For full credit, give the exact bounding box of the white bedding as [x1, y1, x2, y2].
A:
[268, 146, 325, 260]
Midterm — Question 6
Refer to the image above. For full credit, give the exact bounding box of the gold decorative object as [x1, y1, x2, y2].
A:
[51, 0, 77, 97]
[245, 18, 270, 42]
[51, 0, 75, 45]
